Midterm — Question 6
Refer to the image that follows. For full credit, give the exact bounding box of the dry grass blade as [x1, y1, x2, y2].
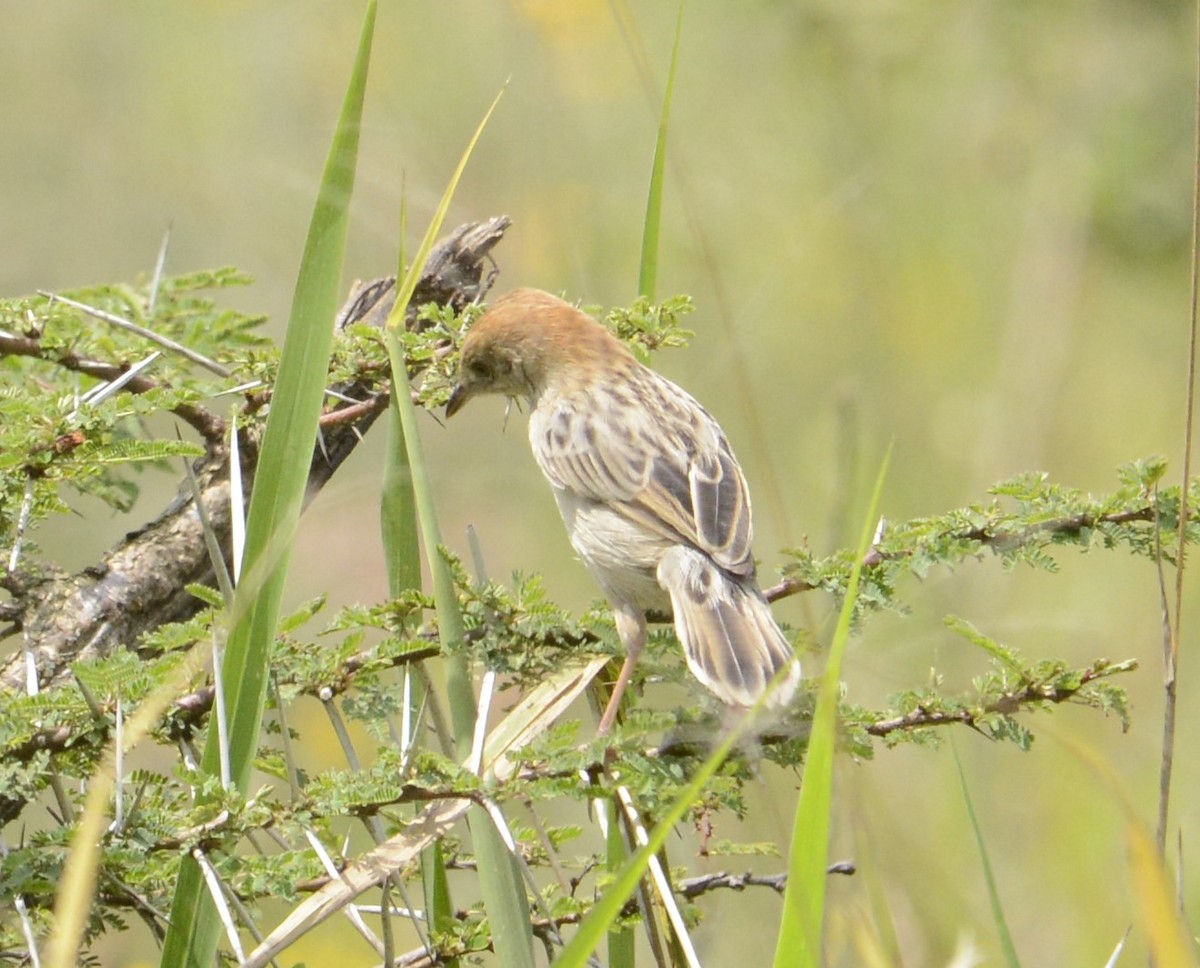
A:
[243, 797, 472, 968]
[241, 658, 605, 966]
[615, 786, 701, 967]
[1044, 719, 1198, 968]
[43, 635, 216, 967]
[482, 658, 608, 775]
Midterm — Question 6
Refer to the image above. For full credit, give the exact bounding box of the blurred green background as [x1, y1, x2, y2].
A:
[4, 1, 1199, 964]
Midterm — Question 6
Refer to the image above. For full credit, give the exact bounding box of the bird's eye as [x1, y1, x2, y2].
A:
[466, 358, 491, 380]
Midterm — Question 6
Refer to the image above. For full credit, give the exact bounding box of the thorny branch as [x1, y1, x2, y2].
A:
[0, 217, 510, 696]
[763, 505, 1162, 604]
[863, 657, 1138, 738]
[0, 643, 1134, 822]
[290, 868, 855, 968]
[0, 332, 227, 442]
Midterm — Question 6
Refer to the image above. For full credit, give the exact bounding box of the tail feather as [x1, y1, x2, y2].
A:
[657, 546, 800, 709]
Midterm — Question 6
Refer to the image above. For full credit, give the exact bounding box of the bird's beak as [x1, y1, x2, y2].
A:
[445, 383, 470, 418]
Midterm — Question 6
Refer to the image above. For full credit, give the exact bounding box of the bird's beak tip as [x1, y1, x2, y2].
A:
[445, 384, 468, 418]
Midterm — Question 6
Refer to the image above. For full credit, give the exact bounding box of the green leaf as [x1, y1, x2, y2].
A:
[81, 438, 204, 465]
[1116, 454, 1168, 491]
[944, 614, 1024, 674]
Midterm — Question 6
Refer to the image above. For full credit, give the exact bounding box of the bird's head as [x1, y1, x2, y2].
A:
[446, 288, 628, 417]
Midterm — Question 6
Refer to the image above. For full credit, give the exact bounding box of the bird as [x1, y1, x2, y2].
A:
[446, 288, 800, 733]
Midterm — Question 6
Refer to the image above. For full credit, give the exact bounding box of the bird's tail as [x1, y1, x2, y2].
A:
[657, 546, 801, 710]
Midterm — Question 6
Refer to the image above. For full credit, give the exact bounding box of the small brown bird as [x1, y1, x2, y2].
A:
[447, 288, 800, 732]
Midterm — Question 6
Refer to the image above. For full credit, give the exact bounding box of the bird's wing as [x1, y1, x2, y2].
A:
[532, 376, 755, 576]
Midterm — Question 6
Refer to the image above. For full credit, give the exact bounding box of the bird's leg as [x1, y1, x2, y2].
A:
[597, 655, 637, 735]
[598, 609, 646, 735]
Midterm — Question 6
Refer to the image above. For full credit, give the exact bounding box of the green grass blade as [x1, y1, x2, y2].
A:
[637, 1, 684, 302]
[381, 87, 533, 968]
[606, 799, 636, 968]
[773, 443, 892, 968]
[212, 0, 373, 790]
[382, 390, 421, 595]
[386, 325, 535, 967]
[159, 5, 376, 965]
[382, 82, 503, 748]
[384, 190, 458, 965]
[385, 86, 505, 337]
[385, 326, 535, 966]
[384, 326, 474, 742]
[555, 731, 747, 966]
[421, 839, 455, 934]
[383, 183, 418, 595]
[951, 734, 1021, 967]
[386, 353, 454, 966]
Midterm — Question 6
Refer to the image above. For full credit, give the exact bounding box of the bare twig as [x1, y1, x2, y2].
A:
[1152, 485, 1177, 864]
[1158, 0, 1200, 860]
[673, 868, 859, 899]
